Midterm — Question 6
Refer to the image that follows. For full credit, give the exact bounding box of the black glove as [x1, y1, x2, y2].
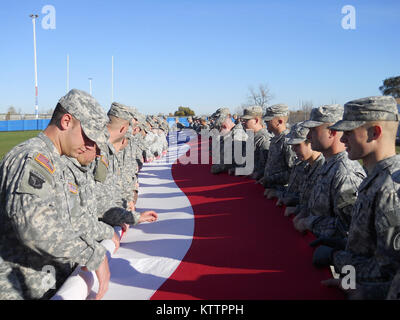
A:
[309, 237, 346, 250]
[312, 245, 335, 268]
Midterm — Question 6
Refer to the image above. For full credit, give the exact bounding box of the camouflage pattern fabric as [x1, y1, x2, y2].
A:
[333, 155, 400, 299]
[263, 129, 297, 189]
[0, 133, 106, 300]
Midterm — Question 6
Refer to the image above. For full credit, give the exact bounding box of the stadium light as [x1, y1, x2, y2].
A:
[111, 56, 114, 103]
[67, 54, 69, 92]
[88, 77, 93, 95]
[29, 14, 39, 119]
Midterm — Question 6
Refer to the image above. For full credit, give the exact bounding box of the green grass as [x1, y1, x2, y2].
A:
[0, 131, 41, 160]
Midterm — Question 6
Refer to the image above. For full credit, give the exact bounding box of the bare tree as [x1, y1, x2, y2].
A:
[246, 84, 274, 111]
[6, 105, 17, 114]
[301, 100, 313, 120]
[234, 104, 248, 115]
[5, 105, 17, 120]
[288, 100, 313, 124]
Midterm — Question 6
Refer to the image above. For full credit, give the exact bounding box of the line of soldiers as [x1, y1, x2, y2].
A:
[206, 96, 400, 300]
[0, 89, 171, 300]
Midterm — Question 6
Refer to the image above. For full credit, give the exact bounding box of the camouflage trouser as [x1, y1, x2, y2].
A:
[0, 263, 24, 300]
[311, 216, 337, 238]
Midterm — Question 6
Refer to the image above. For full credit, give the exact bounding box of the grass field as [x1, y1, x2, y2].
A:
[0, 131, 41, 160]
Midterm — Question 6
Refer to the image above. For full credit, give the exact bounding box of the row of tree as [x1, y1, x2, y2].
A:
[5, 76, 399, 120]
[171, 76, 399, 117]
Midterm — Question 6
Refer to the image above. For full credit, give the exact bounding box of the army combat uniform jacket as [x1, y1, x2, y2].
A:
[303, 151, 366, 238]
[334, 155, 400, 299]
[263, 129, 297, 189]
[0, 133, 106, 300]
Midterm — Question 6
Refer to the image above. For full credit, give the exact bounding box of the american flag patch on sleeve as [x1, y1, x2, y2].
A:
[68, 182, 78, 194]
[34, 153, 55, 174]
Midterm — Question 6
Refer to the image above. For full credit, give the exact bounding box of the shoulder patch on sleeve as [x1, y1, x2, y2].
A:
[68, 182, 79, 194]
[34, 153, 55, 174]
[392, 170, 400, 184]
[28, 171, 45, 189]
[100, 155, 109, 168]
[16, 159, 55, 198]
[94, 157, 108, 183]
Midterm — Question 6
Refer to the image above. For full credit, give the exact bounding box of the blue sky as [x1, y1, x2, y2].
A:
[0, 0, 399, 115]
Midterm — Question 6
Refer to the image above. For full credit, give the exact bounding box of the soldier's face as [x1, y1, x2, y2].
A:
[243, 118, 256, 130]
[341, 126, 369, 160]
[115, 137, 129, 153]
[64, 119, 94, 158]
[266, 118, 279, 134]
[108, 120, 129, 146]
[291, 141, 312, 161]
[307, 124, 331, 152]
[76, 143, 98, 165]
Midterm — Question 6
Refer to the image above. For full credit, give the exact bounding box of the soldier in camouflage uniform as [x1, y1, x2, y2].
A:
[198, 116, 210, 132]
[274, 122, 311, 209]
[241, 106, 272, 180]
[112, 105, 141, 211]
[92, 103, 157, 229]
[210, 108, 248, 174]
[293, 105, 366, 240]
[91, 102, 131, 212]
[0, 89, 111, 300]
[311, 96, 400, 300]
[261, 104, 297, 199]
[284, 123, 325, 217]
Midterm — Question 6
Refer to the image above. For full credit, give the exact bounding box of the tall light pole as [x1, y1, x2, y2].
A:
[88, 77, 93, 95]
[66, 54, 70, 92]
[30, 14, 39, 119]
[111, 56, 114, 103]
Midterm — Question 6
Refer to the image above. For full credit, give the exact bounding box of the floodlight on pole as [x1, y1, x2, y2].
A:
[66, 54, 70, 92]
[88, 78, 93, 95]
[30, 14, 39, 119]
[111, 56, 114, 103]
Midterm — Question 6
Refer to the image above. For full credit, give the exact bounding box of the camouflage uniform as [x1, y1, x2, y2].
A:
[262, 104, 297, 190]
[253, 128, 272, 180]
[294, 153, 325, 215]
[274, 122, 311, 205]
[198, 116, 210, 132]
[299, 105, 366, 237]
[92, 140, 124, 209]
[241, 106, 271, 180]
[331, 155, 400, 299]
[0, 89, 109, 299]
[92, 103, 141, 224]
[62, 156, 115, 241]
[276, 160, 308, 206]
[210, 108, 248, 174]
[118, 126, 141, 207]
[0, 259, 24, 300]
[329, 96, 400, 299]
[302, 151, 365, 237]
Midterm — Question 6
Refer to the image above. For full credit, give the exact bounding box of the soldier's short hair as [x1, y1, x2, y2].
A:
[49, 103, 70, 127]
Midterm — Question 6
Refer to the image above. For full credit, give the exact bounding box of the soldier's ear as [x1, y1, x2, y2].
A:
[370, 125, 382, 141]
[59, 113, 74, 131]
[330, 129, 337, 136]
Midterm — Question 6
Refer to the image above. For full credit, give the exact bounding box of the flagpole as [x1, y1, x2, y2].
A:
[88, 78, 93, 95]
[66, 54, 69, 92]
[111, 55, 114, 103]
[30, 14, 39, 119]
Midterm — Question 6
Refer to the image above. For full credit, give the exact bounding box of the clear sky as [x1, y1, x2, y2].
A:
[0, 0, 399, 115]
